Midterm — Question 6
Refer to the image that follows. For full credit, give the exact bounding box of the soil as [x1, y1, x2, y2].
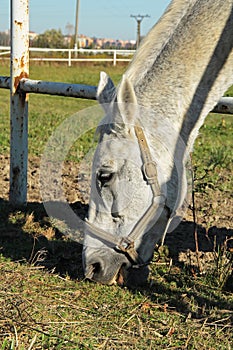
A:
[0, 154, 232, 274]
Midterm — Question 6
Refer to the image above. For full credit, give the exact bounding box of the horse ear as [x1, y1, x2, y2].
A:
[97, 71, 116, 111]
[117, 75, 137, 124]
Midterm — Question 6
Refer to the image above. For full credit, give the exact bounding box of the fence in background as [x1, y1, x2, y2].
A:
[0, 46, 135, 66]
[0, 0, 233, 207]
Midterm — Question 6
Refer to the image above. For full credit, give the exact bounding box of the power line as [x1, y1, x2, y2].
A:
[130, 14, 150, 48]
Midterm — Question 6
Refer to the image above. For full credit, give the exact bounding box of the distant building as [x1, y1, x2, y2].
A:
[125, 40, 136, 49]
[0, 28, 135, 49]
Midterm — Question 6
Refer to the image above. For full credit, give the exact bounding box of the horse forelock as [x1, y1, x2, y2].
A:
[96, 116, 128, 141]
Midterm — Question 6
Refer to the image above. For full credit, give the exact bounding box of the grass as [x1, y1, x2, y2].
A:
[192, 116, 232, 194]
[0, 62, 232, 349]
[0, 245, 232, 349]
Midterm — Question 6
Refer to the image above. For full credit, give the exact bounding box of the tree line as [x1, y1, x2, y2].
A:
[0, 29, 72, 48]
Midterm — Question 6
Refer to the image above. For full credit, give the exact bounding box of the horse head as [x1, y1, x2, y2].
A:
[82, 0, 233, 286]
[83, 73, 176, 286]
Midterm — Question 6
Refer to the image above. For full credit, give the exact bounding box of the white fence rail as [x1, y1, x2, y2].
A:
[0, 76, 97, 99]
[0, 46, 135, 66]
[1, 76, 233, 113]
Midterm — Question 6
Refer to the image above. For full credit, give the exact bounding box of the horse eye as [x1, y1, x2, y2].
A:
[97, 171, 114, 186]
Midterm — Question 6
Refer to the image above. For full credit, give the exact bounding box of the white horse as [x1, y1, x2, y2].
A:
[83, 0, 233, 286]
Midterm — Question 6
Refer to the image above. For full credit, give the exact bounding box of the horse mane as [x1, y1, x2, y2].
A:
[126, 0, 195, 85]
[122, 0, 233, 152]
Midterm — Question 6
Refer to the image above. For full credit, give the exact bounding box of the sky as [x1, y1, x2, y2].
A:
[0, 0, 171, 41]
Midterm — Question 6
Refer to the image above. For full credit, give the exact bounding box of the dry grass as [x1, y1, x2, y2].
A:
[0, 249, 232, 349]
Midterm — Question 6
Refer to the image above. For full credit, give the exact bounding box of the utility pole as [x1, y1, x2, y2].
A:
[130, 14, 150, 49]
[74, 0, 80, 57]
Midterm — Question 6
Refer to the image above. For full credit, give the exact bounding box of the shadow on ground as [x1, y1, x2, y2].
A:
[1, 197, 232, 319]
[0, 198, 87, 280]
[0, 197, 232, 287]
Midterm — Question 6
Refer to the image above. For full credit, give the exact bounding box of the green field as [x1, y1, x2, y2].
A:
[0, 62, 232, 349]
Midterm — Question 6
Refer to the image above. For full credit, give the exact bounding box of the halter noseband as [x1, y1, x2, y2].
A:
[85, 122, 171, 267]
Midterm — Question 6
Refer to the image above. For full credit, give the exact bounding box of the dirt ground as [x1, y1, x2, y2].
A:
[0, 154, 232, 274]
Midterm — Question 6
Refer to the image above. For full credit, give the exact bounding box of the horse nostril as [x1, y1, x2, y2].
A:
[92, 262, 101, 275]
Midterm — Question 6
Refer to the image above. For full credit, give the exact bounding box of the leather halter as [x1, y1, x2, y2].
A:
[85, 123, 169, 267]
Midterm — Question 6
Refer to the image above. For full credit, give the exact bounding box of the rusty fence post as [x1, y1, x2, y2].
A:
[10, 0, 29, 206]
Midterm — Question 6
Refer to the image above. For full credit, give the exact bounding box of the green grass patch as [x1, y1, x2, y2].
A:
[192, 114, 232, 193]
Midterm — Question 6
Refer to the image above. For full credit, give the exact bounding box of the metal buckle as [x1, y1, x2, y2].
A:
[116, 238, 143, 265]
[117, 237, 134, 253]
[142, 161, 158, 184]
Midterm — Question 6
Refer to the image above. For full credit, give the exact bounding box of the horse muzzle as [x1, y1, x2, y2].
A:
[82, 245, 150, 286]
[82, 246, 130, 285]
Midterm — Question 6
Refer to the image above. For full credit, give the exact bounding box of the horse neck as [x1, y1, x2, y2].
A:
[126, 0, 233, 154]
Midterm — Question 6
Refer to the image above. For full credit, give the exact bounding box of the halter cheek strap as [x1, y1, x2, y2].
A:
[85, 123, 171, 267]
